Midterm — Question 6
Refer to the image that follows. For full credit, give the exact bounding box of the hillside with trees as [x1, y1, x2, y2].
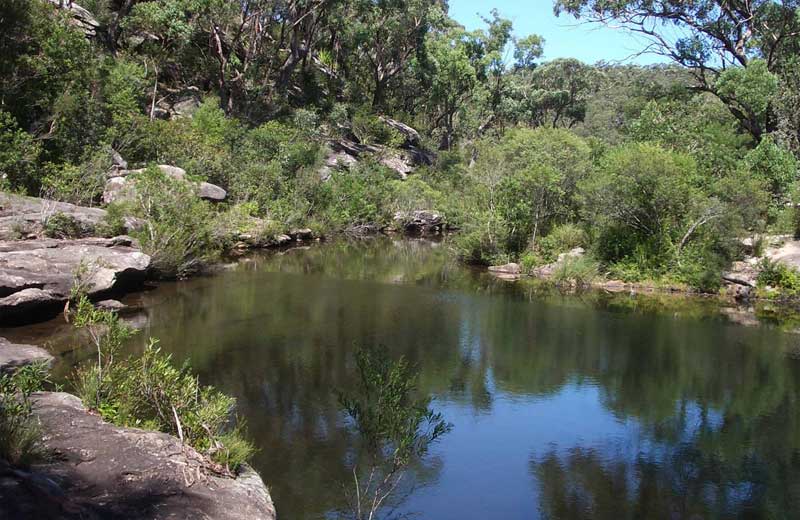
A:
[1, 0, 799, 293]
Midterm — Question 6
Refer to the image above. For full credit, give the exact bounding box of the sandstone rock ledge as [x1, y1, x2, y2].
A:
[0, 392, 276, 520]
[0, 337, 54, 375]
[0, 237, 150, 323]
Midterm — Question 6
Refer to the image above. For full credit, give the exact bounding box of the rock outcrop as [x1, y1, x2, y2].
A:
[47, 0, 100, 37]
[0, 237, 150, 323]
[103, 165, 227, 204]
[152, 87, 203, 120]
[0, 391, 276, 519]
[488, 262, 522, 281]
[0, 337, 54, 375]
[393, 210, 444, 234]
[0, 193, 107, 240]
[320, 128, 435, 181]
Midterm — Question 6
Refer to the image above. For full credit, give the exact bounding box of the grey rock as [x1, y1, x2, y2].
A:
[110, 148, 128, 170]
[380, 151, 414, 179]
[378, 116, 421, 144]
[7, 391, 276, 520]
[0, 237, 150, 322]
[289, 228, 314, 241]
[102, 176, 128, 205]
[47, 0, 100, 37]
[153, 88, 202, 120]
[0, 337, 54, 375]
[198, 181, 227, 201]
[275, 234, 292, 246]
[319, 151, 358, 181]
[0, 192, 107, 240]
[393, 210, 444, 234]
[96, 299, 126, 312]
[488, 263, 521, 275]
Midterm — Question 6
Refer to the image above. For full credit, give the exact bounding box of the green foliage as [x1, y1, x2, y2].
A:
[43, 212, 86, 239]
[317, 162, 396, 231]
[0, 111, 41, 193]
[127, 166, 218, 278]
[757, 259, 800, 298]
[716, 59, 779, 125]
[71, 295, 254, 471]
[551, 255, 599, 287]
[40, 155, 108, 206]
[581, 142, 700, 263]
[536, 223, 588, 262]
[0, 362, 51, 467]
[338, 345, 451, 519]
[351, 108, 404, 147]
[743, 135, 799, 205]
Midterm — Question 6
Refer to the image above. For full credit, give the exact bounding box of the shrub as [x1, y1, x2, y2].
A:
[0, 362, 51, 467]
[316, 161, 395, 231]
[743, 135, 799, 214]
[71, 296, 254, 472]
[535, 223, 588, 262]
[757, 259, 800, 298]
[551, 256, 599, 287]
[0, 110, 41, 194]
[351, 107, 404, 147]
[127, 166, 218, 278]
[338, 346, 451, 519]
[96, 202, 129, 237]
[452, 212, 510, 266]
[40, 154, 110, 206]
[43, 212, 86, 238]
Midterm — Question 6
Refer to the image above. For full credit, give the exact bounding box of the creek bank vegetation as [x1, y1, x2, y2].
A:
[0, 292, 272, 518]
[3, 0, 800, 299]
[69, 294, 255, 473]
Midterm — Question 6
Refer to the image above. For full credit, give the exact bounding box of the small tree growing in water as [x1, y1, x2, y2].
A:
[338, 346, 452, 520]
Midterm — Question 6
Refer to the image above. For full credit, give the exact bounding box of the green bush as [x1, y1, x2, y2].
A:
[0, 362, 51, 467]
[351, 107, 404, 147]
[0, 110, 42, 194]
[550, 256, 599, 287]
[316, 161, 396, 231]
[43, 212, 87, 238]
[535, 223, 587, 262]
[126, 166, 218, 278]
[71, 296, 254, 472]
[757, 259, 800, 298]
[452, 212, 510, 266]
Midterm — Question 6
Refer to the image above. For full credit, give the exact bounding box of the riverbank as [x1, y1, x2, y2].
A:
[0, 339, 276, 520]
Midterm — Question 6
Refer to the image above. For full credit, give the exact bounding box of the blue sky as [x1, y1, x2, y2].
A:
[448, 0, 667, 65]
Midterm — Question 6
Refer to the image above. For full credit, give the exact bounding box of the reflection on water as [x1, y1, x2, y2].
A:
[3, 238, 800, 519]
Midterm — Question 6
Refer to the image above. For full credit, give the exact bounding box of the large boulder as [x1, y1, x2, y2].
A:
[393, 210, 444, 234]
[0, 237, 150, 323]
[0, 193, 108, 240]
[0, 391, 276, 520]
[47, 0, 100, 37]
[0, 337, 54, 375]
[152, 87, 203, 120]
[103, 165, 227, 204]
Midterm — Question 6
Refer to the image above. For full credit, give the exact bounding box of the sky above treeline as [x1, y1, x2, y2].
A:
[449, 0, 668, 65]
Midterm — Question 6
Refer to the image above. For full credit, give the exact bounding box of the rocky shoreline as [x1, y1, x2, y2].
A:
[0, 390, 276, 520]
[0, 191, 280, 518]
[0, 338, 276, 519]
[487, 236, 800, 302]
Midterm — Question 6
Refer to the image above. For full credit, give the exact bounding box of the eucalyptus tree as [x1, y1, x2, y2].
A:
[554, 0, 800, 141]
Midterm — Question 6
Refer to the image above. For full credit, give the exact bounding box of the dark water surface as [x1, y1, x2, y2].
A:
[5, 238, 800, 519]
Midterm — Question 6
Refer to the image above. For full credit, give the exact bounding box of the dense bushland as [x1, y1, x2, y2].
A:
[1, 0, 799, 289]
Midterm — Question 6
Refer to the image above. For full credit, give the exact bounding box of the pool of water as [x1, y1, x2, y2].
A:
[4, 238, 800, 518]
